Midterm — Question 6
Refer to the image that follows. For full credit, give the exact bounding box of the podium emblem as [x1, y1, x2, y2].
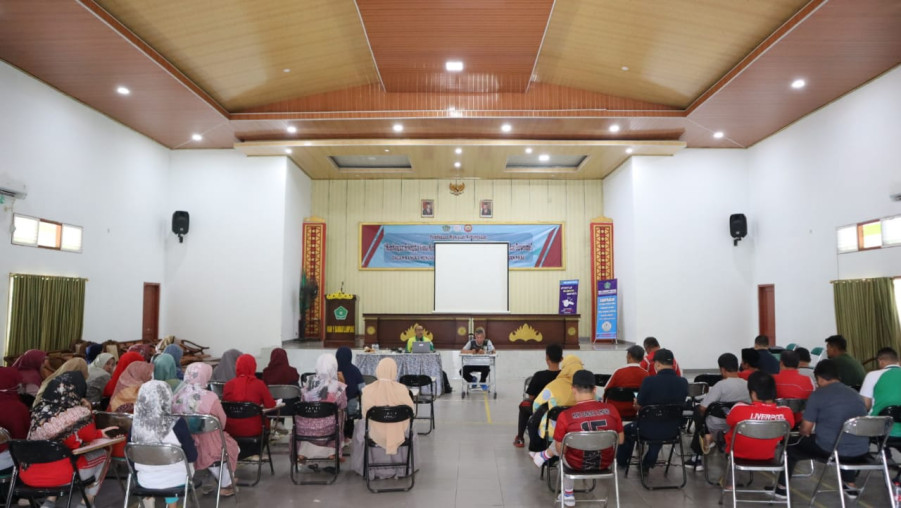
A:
[334, 306, 348, 321]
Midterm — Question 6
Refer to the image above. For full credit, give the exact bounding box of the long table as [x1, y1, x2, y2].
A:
[363, 313, 580, 350]
[354, 351, 444, 396]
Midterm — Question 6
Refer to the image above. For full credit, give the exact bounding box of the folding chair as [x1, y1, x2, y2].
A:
[784, 343, 797, 351]
[5, 440, 94, 508]
[877, 405, 901, 481]
[604, 387, 639, 422]
[123, 443, 199, 508]
[290, 401, 342, 485]
[540, 406, 594, 494]
[522, 375, 533, 399]
[171, 413, 237, 507]
[809, 416, 895, 508]
[221, 402, 274, 487]
[555, 430, 620, 508]
[92, 411, 133, 491]
[628, 404, 687, 490]
[718, 419, 792, 506]
[683, 382, 710, 433]
[694, 374, 724, 387]
[0, 428, 11, 507]
[362, 375, 377, 386]
[300, 372, 316, 386]
[363, 405, 415, 493]
[267, 384, 302, 435]
[209, 382, 226, 399]
[399, 375, 437, 435]
[594, 374, 612, 387]
[702, 400, 738, 485]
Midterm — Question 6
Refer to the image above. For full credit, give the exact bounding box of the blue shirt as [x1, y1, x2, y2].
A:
[635, 369, 688, 439]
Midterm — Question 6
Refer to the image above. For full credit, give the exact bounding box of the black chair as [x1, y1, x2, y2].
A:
[0, 428, 11, 507]
[604, 387, 639, 422]
[362, 375, 377, 386]
[809, 416, 895, 508]
[594, 374, 612, 387]
[399, 375, 437, 435]
[700, 400, 738, 485]
[556, 430, 620, 508]
[683, 382, 709, 433]
[5, 440, 94, 508]
[522, 375, 533, 399]
[221, 402, 274, 487]
[694, 374, 723, 387]
[171, 413, 237, 508]
[627, 404, 687, 490]
[92, 411, 133, 491]
[208, 382, 226, 399]
[363, 405, 415, 493]
[290, 401, 342, 485]
[878, 405, 901, 481]
[123, 443, 199, 508]
[718, 419, 792, 506]
[267, 385, 302, 416]
[300, 372, 316, 386]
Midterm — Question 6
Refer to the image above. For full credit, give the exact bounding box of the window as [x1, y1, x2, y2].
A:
[836, 215, 901, 254]
[11, 214, 82, 253]
[859, 220, 882, 250]
[883, 215, 901, 247]
[836, 225, 858, 253]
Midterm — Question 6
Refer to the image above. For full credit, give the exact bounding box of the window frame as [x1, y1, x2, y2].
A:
[10, 213, 82, 253]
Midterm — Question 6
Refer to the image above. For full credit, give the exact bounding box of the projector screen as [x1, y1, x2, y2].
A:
[434, 242, 509, 313]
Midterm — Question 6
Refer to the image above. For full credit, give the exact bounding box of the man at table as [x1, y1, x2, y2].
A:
[406, 325, 435, 352]
[461, 327, 495, 385]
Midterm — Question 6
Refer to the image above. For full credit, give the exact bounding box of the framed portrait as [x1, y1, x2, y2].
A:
[421, 199, 435, 218]
[480, 199, 493, 218]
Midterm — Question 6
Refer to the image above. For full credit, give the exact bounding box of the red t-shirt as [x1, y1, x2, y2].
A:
[724, 402, 794, 460]
[773, 369, 813, 422]
[223, 376, 276, 437]
[738, 370, 754, 381]
[553, 400, 623, 470]
[639, 350, 682, 377]
[603, 365, 648, 419]
[19, 422, 104, 487]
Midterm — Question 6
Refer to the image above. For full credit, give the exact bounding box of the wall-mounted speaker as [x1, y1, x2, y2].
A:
[172, 211, 189, 243]
[730, 213, 747, 246]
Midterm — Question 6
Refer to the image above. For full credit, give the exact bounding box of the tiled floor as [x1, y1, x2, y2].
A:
[84, 374, 897, 507]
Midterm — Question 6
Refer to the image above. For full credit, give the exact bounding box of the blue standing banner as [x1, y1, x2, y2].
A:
[558, 280, 579, 314]
[594, 279, 618, 342]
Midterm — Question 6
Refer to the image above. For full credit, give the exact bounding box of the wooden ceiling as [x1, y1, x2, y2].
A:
[0, 0, 899, 179]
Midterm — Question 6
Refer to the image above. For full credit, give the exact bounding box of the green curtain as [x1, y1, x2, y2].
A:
[833, 277, 901, 367]
[7, 274, 86, 355]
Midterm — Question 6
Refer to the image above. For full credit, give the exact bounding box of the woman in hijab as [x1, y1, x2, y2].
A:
[222, 354, 276, 438]
[85, 353, 115, 404]
[295, 354, 347, 463]
[33, 358, 90, 407]
[22, 372, 117, 507]
[84, 344, 103, 365]
[128, 343, 155, 361]
[527, 354, 584, 454]
[172, 362, 239, 497]
[131, 380, 198, 508]
[103, 351, 145, 398]
[163, 344, 185, 380]
[0, 367, 30, 475]
[11, 349, 46, 398]
[109, 361, 154, 413]
[336, 347, 364, 439]
[153, 353, 182, 391]
[351, 358, 416, 478]
[211, 349, 242, 384]
[262, 348, 299, 386]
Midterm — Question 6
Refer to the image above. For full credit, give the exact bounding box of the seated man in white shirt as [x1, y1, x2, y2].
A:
[860, 347, 901, 411]
[460, 327, 495, 386]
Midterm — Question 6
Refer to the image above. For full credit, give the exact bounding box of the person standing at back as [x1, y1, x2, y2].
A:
[639, 337, 681, 376]
[824, 335, 866, 388]
[753, 335, 780, 374]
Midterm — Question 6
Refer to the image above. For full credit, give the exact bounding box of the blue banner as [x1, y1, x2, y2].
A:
[559, 280, 579, 314]
[360, 223, 564, 269]
[595, 279, 618, 341]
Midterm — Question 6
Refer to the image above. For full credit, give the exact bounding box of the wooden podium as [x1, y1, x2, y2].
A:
[324, 295, 356, 347]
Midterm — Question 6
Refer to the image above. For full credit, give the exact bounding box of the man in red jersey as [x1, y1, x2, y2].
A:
[725, 371, 794, 461]
[639, 337, 682, 376]
[772, 350, 813, 422]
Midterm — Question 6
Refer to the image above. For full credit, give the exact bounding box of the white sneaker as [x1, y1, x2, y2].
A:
[556, 493, 576, 507]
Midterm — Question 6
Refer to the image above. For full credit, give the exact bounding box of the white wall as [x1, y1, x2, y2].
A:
[281, 159, 312, 341]
[604, 151, 754, 368]
[748, 65, 901, 345]
[0, 61, 170, 356]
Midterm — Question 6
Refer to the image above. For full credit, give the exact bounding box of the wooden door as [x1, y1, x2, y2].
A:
[757, 284, 775, 345]
[142, 283, 160, 341]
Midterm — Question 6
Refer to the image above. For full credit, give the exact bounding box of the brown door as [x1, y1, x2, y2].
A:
[142, 283, 160, 341]
[758, 284, 776, 346]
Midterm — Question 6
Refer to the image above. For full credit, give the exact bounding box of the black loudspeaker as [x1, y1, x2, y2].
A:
[172, 211, 189, 243]
[729, 213, 747, 246]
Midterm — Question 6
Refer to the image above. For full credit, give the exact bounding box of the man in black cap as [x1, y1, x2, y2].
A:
[615, 348, 688, 470]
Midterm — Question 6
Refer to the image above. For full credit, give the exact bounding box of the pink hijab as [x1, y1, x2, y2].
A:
[172, 362, 218, 415]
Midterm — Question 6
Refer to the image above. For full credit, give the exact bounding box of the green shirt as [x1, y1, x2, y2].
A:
[405, 336, 434, 352]
[833, 353, 866, 388]
[872, 366, 901, 437]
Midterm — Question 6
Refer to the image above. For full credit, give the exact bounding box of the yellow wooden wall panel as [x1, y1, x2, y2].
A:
[312, 178, 605, 338]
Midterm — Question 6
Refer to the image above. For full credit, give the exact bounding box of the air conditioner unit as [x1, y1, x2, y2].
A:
[0, 183, 27, 200]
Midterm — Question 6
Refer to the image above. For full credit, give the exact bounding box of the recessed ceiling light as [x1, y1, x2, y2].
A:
[626, 148, 634, 154]
[713, 131, 725, 139]
[609, 124, 621, 133]
[621, 66, 629, 72]
[285, 149, 292, 154]
[791, 79, 806, 89]
[304, 141, 312, 146]
[191, 133, 203, 141]
[116, 86, 130, 95]
[283, 68, 291, 73]
[455, 147, 462, 155]
[454, 162, 461, 168]
[392, 123, 404, 132]
[445, 60, 464, 72]
[538, 154, 550, 162]
[384, 149, 390, 153]
[286, 126, 297, 134]
[501, 123, 512, 133]
[525, 147, 533, 154]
